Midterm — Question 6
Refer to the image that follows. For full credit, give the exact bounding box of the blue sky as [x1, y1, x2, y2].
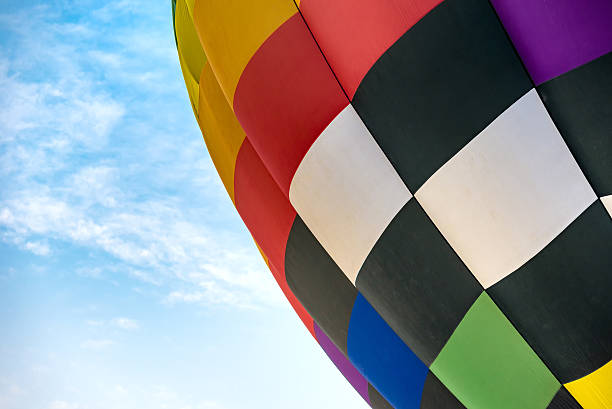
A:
[0, 1, 368, 408]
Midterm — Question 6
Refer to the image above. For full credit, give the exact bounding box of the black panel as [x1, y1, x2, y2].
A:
[489, 201, 612, 383]
[546, 387, 583, 409]
[368, 384, 395, 409]
[285, 216, 357, 355]
[352, 0, 532, 191]
[355, 200, 482, 365]
[420, 372, 465, 409]
[538, 51, 612, 197]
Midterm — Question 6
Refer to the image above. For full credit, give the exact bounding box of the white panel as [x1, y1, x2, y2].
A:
[602, 196, 612, 219]
[289, 105, 411, 284]
[415, 89, 597, 288]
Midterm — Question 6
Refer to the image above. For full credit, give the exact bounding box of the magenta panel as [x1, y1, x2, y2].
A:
[314, 322, 370, 404]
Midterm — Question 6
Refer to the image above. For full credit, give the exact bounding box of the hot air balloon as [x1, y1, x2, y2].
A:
[172, 0, 612, 407]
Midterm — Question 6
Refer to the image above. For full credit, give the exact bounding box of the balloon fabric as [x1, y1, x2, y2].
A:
[173, 0, 612, 407]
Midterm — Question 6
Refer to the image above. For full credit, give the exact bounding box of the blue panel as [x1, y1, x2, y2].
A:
[348, 293, 429, 409]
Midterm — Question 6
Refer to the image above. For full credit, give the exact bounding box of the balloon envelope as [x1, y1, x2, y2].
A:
[173, 0, 612, 407]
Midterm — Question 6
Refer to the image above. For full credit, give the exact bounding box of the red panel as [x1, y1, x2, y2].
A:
[233, 13, 348, 197]
[299, 0, 444, 98]
[235, 138, 315, 337]
[235, 139, 296, 273]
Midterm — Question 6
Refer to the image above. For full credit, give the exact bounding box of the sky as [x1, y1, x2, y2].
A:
[0, 1, 369, 408]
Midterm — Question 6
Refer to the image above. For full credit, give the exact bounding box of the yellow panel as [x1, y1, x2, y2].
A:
[177, 49, 200, 118]
[193, 0, 296, 104]
[565, 360, 612, 409]
[197, 63, 247, 202]
[175, 0, 206, 82]
[185, 0, 195, 17]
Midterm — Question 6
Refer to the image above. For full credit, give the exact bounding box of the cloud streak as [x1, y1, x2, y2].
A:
[0, 2, 282, 309]
[80, 339, 114, 350]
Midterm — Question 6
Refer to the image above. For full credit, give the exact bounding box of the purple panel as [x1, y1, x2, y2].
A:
[314, 323, 370, 404]
[490, 0, 612, 85]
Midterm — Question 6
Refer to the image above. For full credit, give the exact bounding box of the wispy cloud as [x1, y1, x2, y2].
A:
[48, 401, 82, 409]
[86, 317, 140, 330]
[24, 241, 51, 256]
[0, 2, 282, 310]
[91, 0, 143, 22]
[80, 339, 114, 350]
[111, 317, 139, 330]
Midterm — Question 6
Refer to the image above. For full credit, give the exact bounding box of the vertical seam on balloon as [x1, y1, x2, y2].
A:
[288, 0, 397, 183]
[290, 0, 351, 102]
[288, 0, 417, 268]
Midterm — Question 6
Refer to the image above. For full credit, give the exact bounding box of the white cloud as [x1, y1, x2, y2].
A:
[68, 166, 120, 208]
[180, 402, 232, 409]
[0, 60, 124, 152]
[91, 0, 141, 22]
[49, 401, 82, 409]
[77, 267, 104, 279]
[88, 50, 122, 69]
[152, 385, 177, 401]
[86, 317, 139, 331]
[128, 269, 161, 286]
[24, 241, 51, 256]
[111, 318, 139, 330]
[1, 187, 282, 308]
[80, 339, 114, 350]
[0, 1, 281, 312]
[85, 320, 104, 327]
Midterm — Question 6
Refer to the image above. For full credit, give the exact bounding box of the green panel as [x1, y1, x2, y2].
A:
[430, 292, 559, 409]
[171, 0, 178, 47]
